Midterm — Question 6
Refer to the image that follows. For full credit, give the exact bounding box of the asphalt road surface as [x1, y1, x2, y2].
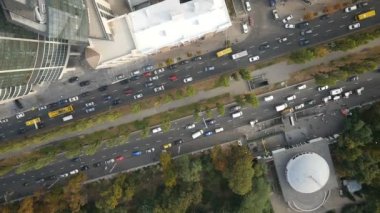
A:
[1, 1, 380, 141]
[0, 71, 379, 201]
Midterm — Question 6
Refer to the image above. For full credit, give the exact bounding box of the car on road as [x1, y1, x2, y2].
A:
[344, 91, 353, 98]
[119, 78, 130, 85]
[259, 43, 270, 50]
[93, 162, 102, 167]
[282, 14, 293, 23]
[245, 1, 251, 11]
[59, 99, 69, 105]
[80, 165, 90, 171]
[242, 23, 249, 34]
[183, 76, 193, 83]
[297, 84, 307, 90]
[272, 9, 279, 19]
[348, 75, 359, 81]
[60, 173, 69, 178]
[204, 131, 214, 136]
[115, 156, 124, 161]
[69, 169, 79, 175]
[143, 65, 154, 71]
[143, 71, 152, 77]
[278, 37, 288, 43]
[295, 103, 305, 110]
[230, 105, 242, 112]
[174, 139, 183, 145]
[318, 85, 329, 91]
[112, 99, 121, 105]
[131, 70, 141, 76]
[35, 178, 45, 184]
[130, 75, 140, 81]
[68, 76, 79, 83]
[297, 21, 310, 29]
[132, 151, 142, 156]
[37, 105, 47, 111]
[180, 60, 190, 65]
[287, 95, 296, 101]
[333, 95, 341, 101]
[16, 112, 25, 119]
[149, 76, 159, 81]
[104, 95, 112, 101]
[85, 102, 95, 107]
[0, 118, 9, 123]
[205, 66, 215, 72]
[249, 55, 260, 62]
[344, 5, 357, 13]
[323, 96, 332, 103]
[134, 93, 143, 99]
[124, 88, 133, 95]
[115, 74, 125, 81]
[85, 107, 95, 113]
[285, 24, 295, 29]
[69, 96, 79, 102]
[348, 23, 360, 30]
[153, 85, 165, 93]
[356, 87, 364, 95]
[186, 123, 196, 129]
[192, 56, 202, 61]
[215, 127, 224, 133]
[105, 158, 115, 165]
[80, 92, 91, 97]
[163, 143, 172, 149]
[299, 39, 310, 46]
[168, 64, 178, 70]
[264, 95, 274, 102]
[357, 1, 368, 7]
[330, 88, 343, 95]
[146, 148, 155, 153]
[145, 81, 154, 88]
[206, 119, 216, 125]
[306, 99, 316, 105]
[300, 29, 313, 36]
[79, 80, 90, 87]
[153, 67, 165, 75]
[98, 85, 108, 92]
[152, 127, 162, 134]
[231, 111, 243, 118]
[169, 74, 178, 81]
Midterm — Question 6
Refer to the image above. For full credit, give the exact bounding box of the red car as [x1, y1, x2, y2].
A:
[115, 155, 124, 161]
[124, 88, 133, 95]
[169, 74, 178, 81]
[143, 72, 152, 77]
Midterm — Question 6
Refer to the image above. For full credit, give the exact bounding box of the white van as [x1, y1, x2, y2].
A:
[231, 111, 243, 118]
[192, 130, 204, 139]
[215, 127, 224, 133]
[62, 115, 73, 122]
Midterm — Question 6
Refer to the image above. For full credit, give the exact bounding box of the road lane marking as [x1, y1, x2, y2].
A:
[342, 15, 348, 19]
[328, 20, 334, 23]
[112, 89, 118, 93]
[286, 42, 292, 45]
[339, 25, 346, 28]
[222, 62, 228, 66]
[249, 45, 255, 49]
[312, 33, 319, 37]
[273, 46, 279, 49]
[123, 149, 128, 152]
[326, 29, 332, 33]
[288, 33, 294, 36]
[315, 24, 320, 28]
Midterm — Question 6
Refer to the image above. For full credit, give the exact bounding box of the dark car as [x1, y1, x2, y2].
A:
[357, 2, 368, 7]
[130, 75, 140, 81]
[206, 119, 216, 125]
[119, 79, 130, 85]
[14, 99, 24, 109]
[79, 80, 90, 87]
[80, 91, 91, 97]
[204, 131, 214, 136]
[229, 105, 241, 113]
[145, 81, 154, 88]
[306, 99, 316, 105]
[112, 99, 121, 105]
[174, 139, 183, 145]
[320, 14, 329, 20]
[168, 64, 178, 70]
[192, 56, 202, 61]
[299, 39, 310, 46]
[46, 175, 57, 181]
[72, 157, 81, 162]
[37, 122, 46, 129]
[17, 128, 26, 135]
[124, 88, 133, 95]
[180, 60, 190, 65]
[348, 75, 359, 81]
[80, 165, 90, 171]
[259, 43, 270, 50]
[22, 182, 30, 187]
[35, 178, 45, 184]
[93, 162, 102, 167]
[59, 99, 69, 105]
[297, 21, 310, 29]
[300, 29, 313, 36]
[268, 0, 275, 7]
[68, 76, 79, 83]
[98, 85, 108, 92]
[104, 95, 112, 101]
[48, 102, 59, 109]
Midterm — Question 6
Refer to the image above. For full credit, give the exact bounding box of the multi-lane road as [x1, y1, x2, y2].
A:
[1, 1, 380, 141]
[1, 71, 379, 201]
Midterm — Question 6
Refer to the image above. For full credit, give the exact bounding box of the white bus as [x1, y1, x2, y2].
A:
[231, 50, 248, 60]
[192, 130, 204, 139]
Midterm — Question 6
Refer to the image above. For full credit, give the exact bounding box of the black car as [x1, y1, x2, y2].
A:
[98, 85, 108, 92]
[259, 43, 270, 50]
[306, 99, 316, 105]
[72, 157, 81, 162]
[46, 175, 57, 181]
[22, 182, 30, 187]
[297, 21, 310, 29]
[14, 99, 24, 109]
[81, 165, 90, 171]
[104, 95, 112, 101]
[37, 122, 46, 129]
[174, 139, 183, 145]
[48, 102, 59, 109]
[229, 105, 241, 113]
[68, 76, 79, 83]
[93, 162, 102, 167]
[206, 119, 216, 125]
[80, 91, 91, 97]
[59, 99, 69, 105]
[168, 64, 178, 70]
[348, 75, 359, 81]
[192, 56, 202, 61]
[79, 80, 90, 87]
[320, 14, 329, 20]
[112, 99, 121, 105]
[119, 79, 130, 85]
[145, 81, 154, 88]
[299, 39, 310, 46]
[180, 60, 190, 65]
[17, 128, 26, 135]
[357, 2, 368, 7]
[130, 76, 140, 81]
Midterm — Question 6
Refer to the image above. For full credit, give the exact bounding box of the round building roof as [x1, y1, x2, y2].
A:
[286, 152, 330, 194]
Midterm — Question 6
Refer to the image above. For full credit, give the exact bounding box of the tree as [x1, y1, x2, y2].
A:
[332, 38, 357, 51]
[63, 173, 87, 213]
[210, 145, 228, 173]
[289, 49, 315, 63]
[216, 102, 225, 116]
[160, 152, 172, 171]
[244, 94, 259, 108]
[239, 69, 251, 80]
[160, 152, 177, 188]
[18, 197, 34, 213]
[205, 106, 212, 118]
[323, 5, 335, 14]
[162, 117, 172, 132]
[312, 46, 329, 57]
[175, 156, 202, 182]
[304, 12, 315, 21]
[235, 95, 245, 106]
[165, 58, 174, 66]
[238, 178, 271, 213]
[216, 74, 230, 87]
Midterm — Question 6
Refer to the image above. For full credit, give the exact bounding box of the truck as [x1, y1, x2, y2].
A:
[275, 103, 288, 112]
[231, 50, 248, 60]
[192, 130, 204, 139]
[330, 88, 343, 96]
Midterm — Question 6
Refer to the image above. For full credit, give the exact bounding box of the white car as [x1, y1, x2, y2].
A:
[153, 68, 165, 75]
[318, 85, 329, 91]
[186, 123, 196, 129]
[16, 112, 25, 119]
[285, 24, 295, 29]
[264, 95, 274, 102]
[242, 23, 249, 34]
[348, 23, 360, 30]
[295, 103, 305, 110]
[149, 76, 159, 81]
[282, 15, 293, 23]
[60, 173, 69, 178]
[69, 96, 79, 102]
[245, 1, 251, 11]
[278, 37, 288, 43]
[249, 56, 260, 62]
[152, 127, 162, 134]
[272, 9, 279, 19]
[183, 76, 193, 83]
[37, 105, 47, 111]
[333, 95, 341, 101]
[153, 85, 165, 93]
[323, 96, 332, 103]
[134, 93, 143, 99]
[287, 95, 296, 101]
[0, 118, 9, 123]
[105, 158, 115, 165]
[297, 84, 307, 90]
[344, 5, 357, 13]
[85, 102, 95, 107]
[69, 169, 79, 175]
[146, 148, 155, 153]
[85, 107, 95, 113]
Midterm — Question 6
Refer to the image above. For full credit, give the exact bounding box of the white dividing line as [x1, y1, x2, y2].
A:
[342, 15, 348, 19]
[145, 143, 150, 146]
[134, 146, 139, 149]
[136, 138, 141, 141]
[339, 25, 346, 28]
[302, 97, 307, 100]
[328, 20, 334, 23]
[198, 62, 204, 65]
[112, 90, 118, 93]
[273, 46, 279, 49]
[286, 42, 292, 45]
[315, 24, 321, 28]
[112, 152, 117, 155]
[227, 120, 232, 122]
[156, 140, 161, 143]
[312, 33, 319, 37]
[123, 149, 128, 152]
[222, 62, 228, 66]
[90, 96, 96, 99]
[60, 167, 64, 170]
[102, 155, 106, 158]
[288, 33, 295, 36]
[314, 94, 320, 97]
[326, 29, 332, 33]
[249, 45, 255, 49]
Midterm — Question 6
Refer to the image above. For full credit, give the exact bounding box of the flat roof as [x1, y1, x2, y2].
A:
[127, 0, 231, 54]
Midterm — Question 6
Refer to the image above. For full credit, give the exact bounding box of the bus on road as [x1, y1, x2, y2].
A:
[25, 117, 41, 126]
[356, 10, 376, 21]
[216, 47, 232, 58]
[48, 105, 74, 118]
[231, 50, 248, 60]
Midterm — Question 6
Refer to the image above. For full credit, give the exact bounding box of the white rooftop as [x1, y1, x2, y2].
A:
[286, 152, 330, 194]
[127, 0, 232, 54]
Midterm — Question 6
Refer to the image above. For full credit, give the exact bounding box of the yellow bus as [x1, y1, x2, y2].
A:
[25, 117, 41, 126]
[216, 47, 232, 58]
[356, 10, 376, 21]
[48, 105, 74, 118]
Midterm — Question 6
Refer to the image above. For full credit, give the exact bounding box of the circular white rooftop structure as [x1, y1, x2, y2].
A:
[286, 152, 330, 194]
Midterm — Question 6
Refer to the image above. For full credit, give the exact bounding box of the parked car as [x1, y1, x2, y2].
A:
[204, 131, 214, 136]
[145, 81, 154, 88]
[285, 24, 295, 29]
[134, 93, 143, 99]
[85, 102, 95, 107]
[306, 99, 316, 105]
[0, 118, 9, 123]
[79, 80, 90, 87]
[259, 43, 270, 50]
[153, 85, 165, 93]
[344, 5, 357, 13]
[318, 85, 329, 91]
[348, 75, 359, 81]
[69, 169, 79, 175]
[287, 95, 296, 101]
[348, 23, 360, 30]
[183, 76, 193, 83]
[278, 37, 288, 43]
[98, 85, 108, 92]
[174, 139, 183, 145]
[242, 23, 249, 34]
[115, 156, 124, 161]
[163, 143, 172, 149]
[104, 95, 112, 101]
[153, 68, 165, 75]
[37, 105, 47, 111]
[264, 95, 274, 102]
[143, 65, 154, 71]
[68, 76, 79, 83]
[245, 1, 252, 11]
[149, 76, 159, 81]
[119, 78, 130, 85]
[85, 107, 95, 113]
[249, 55, 260, 62]
[68, 96, 79, 102]
[299, 39, 310, 46]
[205, 66, 215, 72]
[169, 74, 178, 81]
[282, 14, 293, 23]
[295, 103, 305, 110]
[297, 84, 307, 90]
[186, 123, 196, 129]
[132, 151, 142, 156]
[272, 9, 279, 19]
[229, 105, 242, 112]
[143, 71, 152, 77]
[112, 99, 121, 105]
[124, 88, 133, 95]
[151, 127, 162, 134]
[14, 99, 23, 109]
[16, 112, 25, 119]
[297, 21, 310, 29]
[206, 119, 216, 125]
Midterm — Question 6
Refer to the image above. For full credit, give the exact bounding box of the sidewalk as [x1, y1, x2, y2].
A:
[1, 37, 379, 159]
